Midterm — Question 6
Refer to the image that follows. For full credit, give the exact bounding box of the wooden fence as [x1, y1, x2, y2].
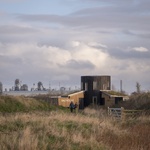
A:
[108, 107, 122, 119]
[108, 107, 143, 120]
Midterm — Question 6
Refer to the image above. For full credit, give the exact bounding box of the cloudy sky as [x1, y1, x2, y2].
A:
[0, 0, 150, 93]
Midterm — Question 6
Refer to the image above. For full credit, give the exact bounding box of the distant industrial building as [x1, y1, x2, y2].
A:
[20, 84, 28, 91]
[31, 81, 46, 91]
[14, 79, 20, 91]
[14, 79, 28, 91]
[37, 81, 46, 91]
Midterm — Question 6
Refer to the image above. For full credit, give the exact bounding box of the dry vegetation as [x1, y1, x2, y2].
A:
[115, 91, 150, 111]
[0, 95, 150, 150]
[0, 109, 150, 149]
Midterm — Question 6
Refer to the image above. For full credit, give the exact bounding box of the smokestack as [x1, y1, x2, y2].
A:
[120, 80, 122, 93]
[0, 82, 3, 94]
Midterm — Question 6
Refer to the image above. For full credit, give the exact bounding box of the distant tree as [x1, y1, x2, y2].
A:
[136, 82, 141, 93]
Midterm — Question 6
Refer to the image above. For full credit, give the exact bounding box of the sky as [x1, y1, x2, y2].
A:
[0, 0, 150, 93]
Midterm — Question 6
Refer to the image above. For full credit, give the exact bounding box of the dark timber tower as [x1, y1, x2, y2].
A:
[81, 76, 111, 107]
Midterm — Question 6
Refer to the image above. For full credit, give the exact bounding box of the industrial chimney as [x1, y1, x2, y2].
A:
[0, 82, 3, 94]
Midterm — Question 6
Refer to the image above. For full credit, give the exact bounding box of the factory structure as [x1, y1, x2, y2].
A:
[14, 79, 28, 91]
[0, 79, 47, 94]
[13, 79, 46, 91]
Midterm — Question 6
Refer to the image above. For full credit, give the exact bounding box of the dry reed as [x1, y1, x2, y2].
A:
[0, 108, 149, 150]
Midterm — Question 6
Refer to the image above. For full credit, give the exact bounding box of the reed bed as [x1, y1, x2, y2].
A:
[0, 108, 150, 150]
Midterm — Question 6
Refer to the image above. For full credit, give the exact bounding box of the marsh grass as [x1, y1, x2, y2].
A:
[0, 96, 150, 150]
[0, 109, 149, 150]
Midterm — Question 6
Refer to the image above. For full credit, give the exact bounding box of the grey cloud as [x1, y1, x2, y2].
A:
[64, 0, 135, 5]
[88, 44, 107, 50]
[17, 14, 87, 28]
[0, 55, 25, 82]
[58, 59, 95, 70]
[0, 55, 23, 67]
[37, 39, 67, 49]
[74, 0, 150, 9]
[72, 7, 150, 29]
[0, 24, 44, 44]
[0, 25, 39, 44]
[122, 30, 138, 36]
[139, 34, 150, 39]
[137, 0, 150, 11]
[17, 4, 150, 32]
[122, 29, 150, 39]
[17, 14, 64, 24]
[0, 25, 38, 35]
[98, 30, 113, 34]
[108, 48, 150, 60]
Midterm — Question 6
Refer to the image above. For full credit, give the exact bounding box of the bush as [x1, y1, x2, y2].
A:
[114, 92, 150, 110]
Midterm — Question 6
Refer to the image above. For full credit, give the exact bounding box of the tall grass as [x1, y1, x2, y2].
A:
[0, 95, 150, 150]
[0, 109, 150, 150]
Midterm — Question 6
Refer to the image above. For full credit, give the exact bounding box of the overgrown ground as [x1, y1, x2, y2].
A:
[0, 95, 150, 150]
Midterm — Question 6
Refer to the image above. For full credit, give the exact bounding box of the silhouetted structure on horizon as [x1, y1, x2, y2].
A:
[0, 82, 3, 94]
